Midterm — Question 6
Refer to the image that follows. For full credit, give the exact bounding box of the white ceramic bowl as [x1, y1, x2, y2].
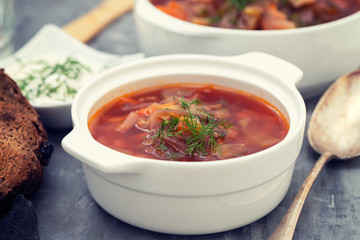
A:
[62, 52, 306, 234]
[134, 0, 360, 97]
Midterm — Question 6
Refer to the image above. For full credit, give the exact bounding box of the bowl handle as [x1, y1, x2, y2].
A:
[229, 52, 303, 86]
[61, 127, 144, 174]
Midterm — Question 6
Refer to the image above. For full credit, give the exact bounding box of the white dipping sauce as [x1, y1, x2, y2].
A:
[8, 55, 98, 105]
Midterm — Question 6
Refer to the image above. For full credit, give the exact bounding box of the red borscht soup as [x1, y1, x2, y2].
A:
[150, 0, 360, 30]
[88, 83, 289, 162]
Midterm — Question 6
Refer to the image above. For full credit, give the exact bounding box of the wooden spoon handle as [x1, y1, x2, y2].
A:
[268, 152, 335, 240]
[62, 0, 134, 43]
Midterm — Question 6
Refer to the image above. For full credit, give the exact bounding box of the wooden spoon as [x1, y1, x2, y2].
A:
[62, 0, 134, 43]
[269, 70, 360, 239]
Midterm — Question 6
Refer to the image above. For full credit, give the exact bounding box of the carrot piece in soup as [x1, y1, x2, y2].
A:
[288, 0, 315, 8]
[241, 5, 263, 30]
[137, 102, 160, 116]
[156, 1, 187, 20]
[261, 2, 296, 30]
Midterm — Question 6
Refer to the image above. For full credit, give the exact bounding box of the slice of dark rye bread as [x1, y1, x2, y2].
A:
[0, 69, 53, 217]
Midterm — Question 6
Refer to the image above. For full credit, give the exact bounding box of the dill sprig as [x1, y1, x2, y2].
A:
[154, 98, 232, 159]
[229, 0, 257, 10]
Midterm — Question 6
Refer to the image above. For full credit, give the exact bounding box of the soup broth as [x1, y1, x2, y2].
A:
[150, 0, 360, 30]
[89, 83, 289, 162]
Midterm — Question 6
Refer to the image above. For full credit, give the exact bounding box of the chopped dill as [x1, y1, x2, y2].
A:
[153, 98, 232, 159]
[229, 0, 256, 10]
[14, 56, 92, 102]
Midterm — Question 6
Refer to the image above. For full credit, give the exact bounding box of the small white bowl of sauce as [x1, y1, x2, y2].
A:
[7, 55, 99, 129]
[1, 24, 144, 129]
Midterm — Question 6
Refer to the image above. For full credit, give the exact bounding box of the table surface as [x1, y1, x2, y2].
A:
[10, 0, 360, 239]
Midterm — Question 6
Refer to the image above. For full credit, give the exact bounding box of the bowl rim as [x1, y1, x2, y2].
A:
[136, 0, 360, 35]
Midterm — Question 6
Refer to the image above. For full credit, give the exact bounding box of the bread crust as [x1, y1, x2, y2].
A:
[0, 69, 53, 217]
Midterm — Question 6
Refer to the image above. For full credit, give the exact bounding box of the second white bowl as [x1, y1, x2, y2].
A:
[134, 0, 360, 97]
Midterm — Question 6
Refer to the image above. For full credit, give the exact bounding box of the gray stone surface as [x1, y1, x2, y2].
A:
[9, 0, 360, 239]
